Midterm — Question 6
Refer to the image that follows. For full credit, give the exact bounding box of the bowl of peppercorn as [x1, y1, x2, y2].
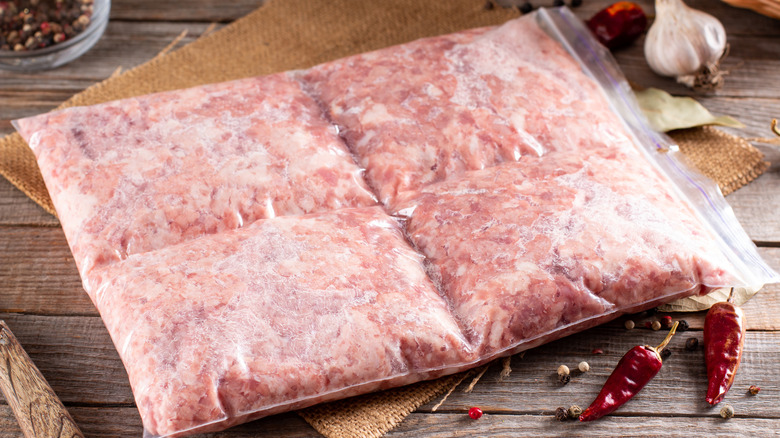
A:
[0, 0, 110, 71]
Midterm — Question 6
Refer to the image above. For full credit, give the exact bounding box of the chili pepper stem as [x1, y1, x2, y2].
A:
[654, 321, 679, 353]
[726, 287, 736, 304]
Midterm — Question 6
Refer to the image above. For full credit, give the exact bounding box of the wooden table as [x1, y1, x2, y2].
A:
[1, 1, 778, 436]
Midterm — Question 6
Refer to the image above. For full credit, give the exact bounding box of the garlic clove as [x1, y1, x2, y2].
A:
[644, 0, 728, 90]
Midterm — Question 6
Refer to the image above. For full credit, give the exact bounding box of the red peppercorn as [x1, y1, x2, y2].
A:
[468, 407, 483, 420]
[662, 316, 673, 328]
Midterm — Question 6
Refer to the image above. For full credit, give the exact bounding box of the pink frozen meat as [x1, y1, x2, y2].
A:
[86, 207, 473, 437]
[15, 73, 377, 284]
[303, 14, 635, 206]
[395, 154, 736, 356]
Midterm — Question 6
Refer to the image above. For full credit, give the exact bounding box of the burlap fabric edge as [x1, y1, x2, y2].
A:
[299, 372, 469, 438]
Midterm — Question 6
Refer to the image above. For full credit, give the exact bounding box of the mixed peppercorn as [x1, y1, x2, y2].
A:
[0, 0, 94, 52]
[458, 309, 756, 425]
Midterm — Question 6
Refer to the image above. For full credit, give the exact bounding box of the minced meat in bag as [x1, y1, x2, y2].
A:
[14, 8, 778, 437]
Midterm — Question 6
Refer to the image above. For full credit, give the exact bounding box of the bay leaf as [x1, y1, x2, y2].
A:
[635, 87, 744, 132]
[657, 285, 760, 312]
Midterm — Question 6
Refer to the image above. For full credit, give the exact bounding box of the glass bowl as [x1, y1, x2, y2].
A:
[0, 0, 111, 71]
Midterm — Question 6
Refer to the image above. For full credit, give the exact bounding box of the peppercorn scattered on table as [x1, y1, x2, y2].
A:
[1, 0, 779, 436]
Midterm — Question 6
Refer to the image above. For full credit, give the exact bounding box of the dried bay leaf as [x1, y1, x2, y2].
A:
[636, 87, 744, 132]
[658, 285, 760, 312]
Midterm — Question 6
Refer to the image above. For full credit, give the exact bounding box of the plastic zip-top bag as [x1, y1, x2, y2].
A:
[14, 7, 779, 437]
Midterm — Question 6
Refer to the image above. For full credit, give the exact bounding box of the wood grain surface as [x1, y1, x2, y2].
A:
[0, 0, 779, 436]
[0, 322, 83, 438]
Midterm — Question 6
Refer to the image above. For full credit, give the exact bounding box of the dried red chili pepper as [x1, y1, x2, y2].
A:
[579, 321, 678, 422]
[586, 1, 647, 50]
[704, 299, 746, 405]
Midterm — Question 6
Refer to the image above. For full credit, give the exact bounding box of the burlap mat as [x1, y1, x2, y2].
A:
[300, 372, 470, 438]
[0, 0, 770, 436]
[670, 126, 770, 196]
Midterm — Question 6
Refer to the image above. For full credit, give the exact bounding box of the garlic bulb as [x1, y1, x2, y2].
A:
[644, 0, 728, 90]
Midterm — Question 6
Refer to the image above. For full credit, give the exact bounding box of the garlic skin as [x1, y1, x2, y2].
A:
[644, 0, 728, 90]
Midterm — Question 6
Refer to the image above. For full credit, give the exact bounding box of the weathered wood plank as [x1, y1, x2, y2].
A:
[695, 98, 780, 139]
[0, 21, 214, 85]
[0, 406, 320, 437]
[0, 9, 776, 121]
[110, 0, 262, 23]
[0, 227, 96, 315]
[609, 34, 780, 98]
[0, 315, 132, 405]
[6, 405, 778, 438]
[1, 225, 778, 321]
[568, 0, 780, 37]
[389, 413, 780, 437]
[415, 328, 779, 417]
[723, 161, 780, 246]
[675, 247, 780, 330]
[97, 0, 780, 38]
[0, 1, 776, 437]
[0, 178, 58, 226]
[0, 313, 778, 417]
[0, 21, 215, 137]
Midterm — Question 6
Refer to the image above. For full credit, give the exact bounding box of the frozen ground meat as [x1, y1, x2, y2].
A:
[88, 207, 472, 436]
[394, 153, 735, 355]
[15, 73, 376, 284]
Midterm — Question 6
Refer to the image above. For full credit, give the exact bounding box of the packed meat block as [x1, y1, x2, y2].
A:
[394, 154, 737, 356]
[15, 73, 377, 284]
[13, 9, 774, 438]
[87, 207, 473, 437]
[303, 15, 634, 206]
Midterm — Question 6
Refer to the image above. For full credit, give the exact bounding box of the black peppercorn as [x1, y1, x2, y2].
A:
[685, 337, 699, 351]
[519, 2, 533, 14]
[559, 374, 571, 385]
[555, 406, 569, 421]
[660, 348, 672, 360]
[677, 320, 690, 332]
[1, 0, 94, 52]
[571, 0, 583, 6]
[553, 0, 565, 6]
